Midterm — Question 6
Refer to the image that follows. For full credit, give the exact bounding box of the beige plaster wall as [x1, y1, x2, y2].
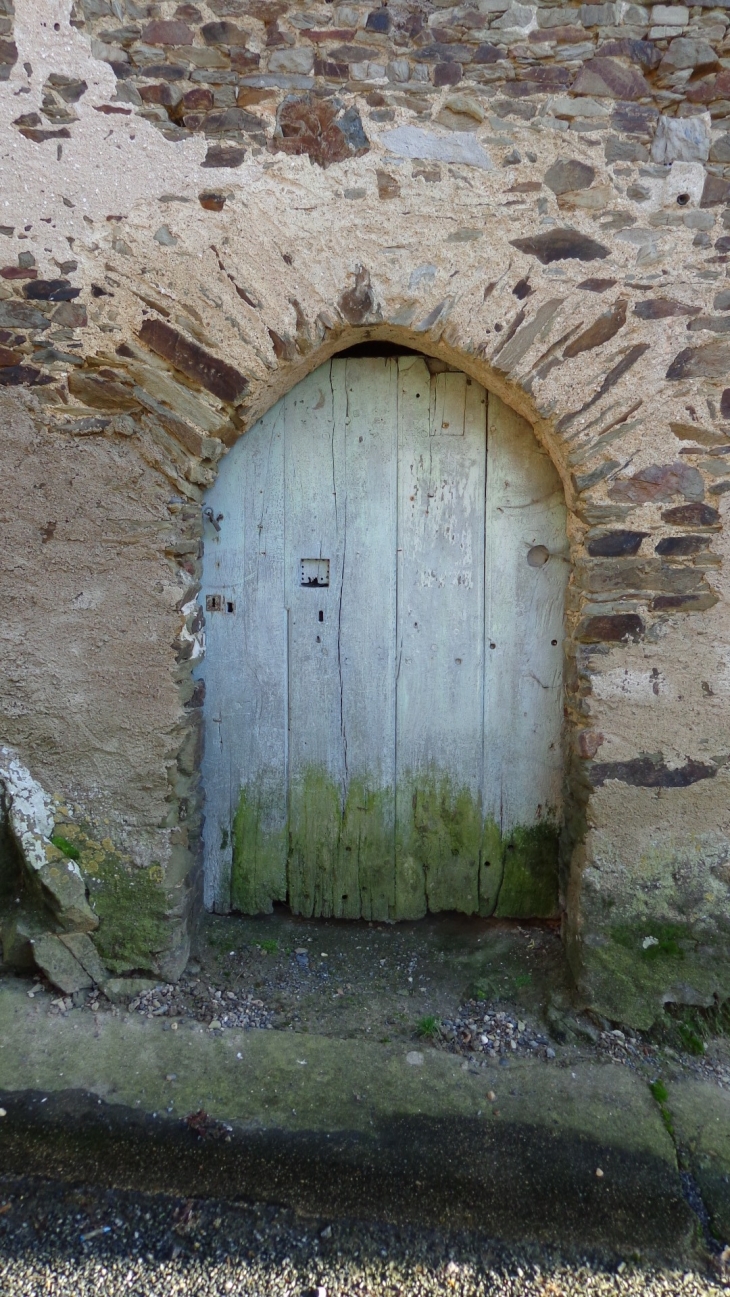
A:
[1, 0, 729, 1020]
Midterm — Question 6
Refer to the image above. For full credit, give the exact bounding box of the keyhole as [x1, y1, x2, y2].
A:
[319, 610, 324, 622]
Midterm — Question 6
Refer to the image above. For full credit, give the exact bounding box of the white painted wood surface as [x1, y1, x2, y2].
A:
[200, 359, 567, 916]
[483, 393, 568, 832]
[285, 367, 342, 782]
[396, 360, 488, 915]
[197, 399, 288, 912]
[338, 359, 399, 920]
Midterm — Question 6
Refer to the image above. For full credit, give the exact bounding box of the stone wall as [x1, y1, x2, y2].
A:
[1, 0, 730, 1024]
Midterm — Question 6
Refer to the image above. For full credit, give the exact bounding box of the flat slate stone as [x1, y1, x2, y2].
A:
[667, 341, 730, 379]
[591, 756, 717, 787]
[24, 279, 79, 302]
[655, 534, 709, 555]
[564, 298, 627, 357]
[0, 365, 49, 386]
[670, 420, 730, 447]
[608, 461, 704, 504]
[577, 613, 644, 642]
[635, 299, 700, 320]
[201, 144, 246, 168]
[0, 301, 50, 330]
[587, 529, 649, 557]
[141, 19, 193, 45]
[661, 36, 718, 70]
[687, 316, 730, 333]
[571, 56, 650, 100]
[510, 228, 610, 263]
[138, 318, 248, 403]
[382, 126, 493, 170]
[201, 20, 248, 45]
[30, 934, 92, 995]
[274, 96, 368, 168]
[578, 277, 617, 292]
[652, 590, 718, 612]
[661, 502, 720, 526]
[701, 174, 730, 207]
[543, 158, 595, 195]
[599, 38, 662, 70]
[58, 932, 108, 986]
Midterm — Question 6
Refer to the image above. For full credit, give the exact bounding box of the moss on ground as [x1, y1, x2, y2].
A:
[577, 918, 730, 1030]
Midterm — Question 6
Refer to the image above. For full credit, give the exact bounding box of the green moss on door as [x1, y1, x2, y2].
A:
[495, 821, 561, 919]
[396, 772, 482, 918]
[230, 765, 559, 922]
[231, 784, 287, 915]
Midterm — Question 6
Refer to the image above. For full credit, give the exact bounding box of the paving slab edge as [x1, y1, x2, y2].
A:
[0, 983, 705, 1261]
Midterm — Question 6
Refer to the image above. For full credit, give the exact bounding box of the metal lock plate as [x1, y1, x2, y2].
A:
[206, 594, 235, 613]
[300, 558, 330, 588]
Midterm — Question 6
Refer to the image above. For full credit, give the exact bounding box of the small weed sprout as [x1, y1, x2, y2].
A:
[678, 1022, 705, 1056]
[259, 939, 278, 955]
[649, 1079, 675, 1137]
[50, 834, 80, 861]
[416, 1015, 439, 1040]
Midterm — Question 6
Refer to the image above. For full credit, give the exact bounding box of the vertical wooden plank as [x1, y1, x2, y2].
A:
[483, 393, 567, 918]
[232, 398, 288, 914]
[395, 360, 488, 917]
[431, 370, 468, 437]
[284, 363, 347, 918]
[338, 357, 398, 921]
[198, 399, 287, 914]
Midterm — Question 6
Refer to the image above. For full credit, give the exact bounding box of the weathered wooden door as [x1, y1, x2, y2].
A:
[199, 356, 567, 920]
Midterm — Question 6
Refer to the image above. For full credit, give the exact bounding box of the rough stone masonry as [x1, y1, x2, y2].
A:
[1, 0, 730, 1027]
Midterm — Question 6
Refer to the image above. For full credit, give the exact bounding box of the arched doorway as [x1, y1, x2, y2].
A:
[199, 351, 567, 921]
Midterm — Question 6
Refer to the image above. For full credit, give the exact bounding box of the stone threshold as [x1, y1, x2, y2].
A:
[0, 980, 723, 1264]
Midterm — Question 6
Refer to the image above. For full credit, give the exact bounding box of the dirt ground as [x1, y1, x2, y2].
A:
[42, 908, 730, 1089]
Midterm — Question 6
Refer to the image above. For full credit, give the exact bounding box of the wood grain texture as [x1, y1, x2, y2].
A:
[337, 358, 398, 920]
[284, 366, 346, 918]
[483, 393, 567, 917]
[198, 399, 288, 913]
[200, 361, 566, 920]
[396, 360, 488, 916]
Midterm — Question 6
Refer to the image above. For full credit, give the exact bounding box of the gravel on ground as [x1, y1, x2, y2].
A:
[0, 1175, 728, 1297]
[28, 910, 728, 1094]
